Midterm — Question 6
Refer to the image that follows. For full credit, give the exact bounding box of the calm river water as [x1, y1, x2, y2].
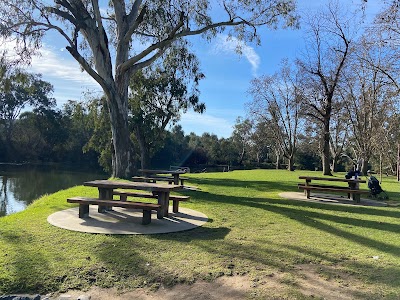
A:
[0, 164, 107, 216]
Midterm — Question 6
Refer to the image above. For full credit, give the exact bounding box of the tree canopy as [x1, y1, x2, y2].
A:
[0, 62, 55, 159]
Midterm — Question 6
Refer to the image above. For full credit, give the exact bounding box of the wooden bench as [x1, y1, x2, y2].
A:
[132, 176, 187, 185]
[297, 183, 349, 190]
[297, 183, 353, 198]
[298, 185, 369, 203]
[67, 197, 161, 225]
[113, 190, 190, 213]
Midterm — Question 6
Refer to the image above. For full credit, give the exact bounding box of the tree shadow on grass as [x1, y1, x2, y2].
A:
[195, 236, 400, 291]
[187, 177, 297, 194]
[0, 230, 50, 294]
[283, 239, 400, 288]
[184, 189, 400, 257]
[154, 184, 400, 290]
[191, 185, 400, 219]
[89, 176, 400, 294]
[150, 226, 230, 242]
[91, 222, 400, 297]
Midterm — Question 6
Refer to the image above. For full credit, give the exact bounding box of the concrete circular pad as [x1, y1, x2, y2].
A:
[279, 192, 387, 207]
[48, 206, 208, 234]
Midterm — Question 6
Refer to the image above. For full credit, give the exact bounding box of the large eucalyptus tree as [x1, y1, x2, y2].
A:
[296, 1, 355, 175]
[0, 0, 298, 177]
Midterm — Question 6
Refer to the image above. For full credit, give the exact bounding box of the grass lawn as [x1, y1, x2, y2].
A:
[0, 169, 400, 299]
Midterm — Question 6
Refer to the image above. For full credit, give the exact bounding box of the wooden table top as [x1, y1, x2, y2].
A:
[139, 169, 187, 175]
[83, 180, 182, 192]
[298, 176, 366, 183]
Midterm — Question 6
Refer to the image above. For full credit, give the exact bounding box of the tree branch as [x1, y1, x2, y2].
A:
[91, 0, 108, 51]
[124, 0, 145, 43]
[65, 46, 106, 90]
[120, 11, 185, 73]
[130, 47, 167, 72]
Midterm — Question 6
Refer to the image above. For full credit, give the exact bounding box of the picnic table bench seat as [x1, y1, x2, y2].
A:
[67, 196, 161, 225]
[297, 183, 350, 190]
[298, 185, 369, 203]
[112, 190, 190, 213]
[132, 176, 187, 185]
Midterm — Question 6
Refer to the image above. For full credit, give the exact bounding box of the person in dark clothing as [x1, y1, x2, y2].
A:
[345, 168, 361, 179]
[367, 170, 388, 199]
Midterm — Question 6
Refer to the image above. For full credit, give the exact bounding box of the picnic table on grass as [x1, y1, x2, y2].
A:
[137, 169, 188, 185]
[67, 180, 188, 225]
[298, 176, 368, 203]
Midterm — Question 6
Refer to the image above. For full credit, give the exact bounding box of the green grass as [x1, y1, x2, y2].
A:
[1, 169, 400, 299]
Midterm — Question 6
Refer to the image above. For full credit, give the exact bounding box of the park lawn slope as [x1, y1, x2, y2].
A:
[0, 169, 400, 299]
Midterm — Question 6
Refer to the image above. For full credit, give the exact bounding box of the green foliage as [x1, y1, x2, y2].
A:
[0, 61, 63, 161]
[129, 45, 205, 169]
[80, 98, 113, 172]
[0, 96, 104, 168]
[0, 63, 55, 160]
[0, 67, 54, 124]
[0, 170, 400, 298]
[13, 109, 67, 162]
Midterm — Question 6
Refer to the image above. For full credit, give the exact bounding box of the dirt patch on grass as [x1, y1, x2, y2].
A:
[55, 276, 252, 300]
[53, 264, 377, 300]
[292, 264, 370, 300]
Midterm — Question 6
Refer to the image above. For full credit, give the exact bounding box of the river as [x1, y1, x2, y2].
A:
[0, 164, 108, 216]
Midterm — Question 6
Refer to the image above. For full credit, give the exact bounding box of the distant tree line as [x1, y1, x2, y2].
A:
[0, 97, 281, 172]
[0, 59, 264, 171]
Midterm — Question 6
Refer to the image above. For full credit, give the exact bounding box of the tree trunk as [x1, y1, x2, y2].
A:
[287, 156, 294, 171]
[134, 126, 151, 169]
[140, 149, 150, 170]
[238, 146, 245, 165]
[361, 158, 368, 175]
[331, 157, 336, 173]
[322, 109, 332, 176]
[4, 123, 16, 161]
[275, 152, 281, 170]
[106, 90, 135, 178]
[322, 136, 332, 175]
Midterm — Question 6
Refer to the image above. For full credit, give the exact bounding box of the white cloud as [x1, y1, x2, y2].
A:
[213, 34, 260, 76]
[1, 38, 102, 104]
[30, 46, 100, 88]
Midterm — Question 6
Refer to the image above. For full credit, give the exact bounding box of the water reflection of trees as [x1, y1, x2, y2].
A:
[0, 166, 107, 216]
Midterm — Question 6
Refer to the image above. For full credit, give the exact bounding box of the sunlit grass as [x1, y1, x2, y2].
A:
[0, 169, 400, 298]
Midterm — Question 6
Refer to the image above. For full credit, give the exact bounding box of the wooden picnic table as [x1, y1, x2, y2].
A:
[139, 169, 187, 185]
[83, 179, 182, 219]
[298, 176, 368, 203]
[299, 176, 366, 189]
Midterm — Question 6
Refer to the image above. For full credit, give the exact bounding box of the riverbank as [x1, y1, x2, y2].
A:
[0, 164, 106, 216]
[1, 170, 400, 299]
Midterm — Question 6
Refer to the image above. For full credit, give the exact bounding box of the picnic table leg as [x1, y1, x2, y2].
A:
[348, 183, 355, 199]
[98, 187, 113, 212]
[173, 174, 179, 185]
[142, 210, 152, 225]
[352, 193, 361, 203]
[305, 179, 311, 197]
[157, 192, 170, 219]
[79, 204, 89, 218]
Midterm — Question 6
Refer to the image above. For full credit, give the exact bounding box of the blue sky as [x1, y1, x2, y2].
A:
[10, 0, 382, 138]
